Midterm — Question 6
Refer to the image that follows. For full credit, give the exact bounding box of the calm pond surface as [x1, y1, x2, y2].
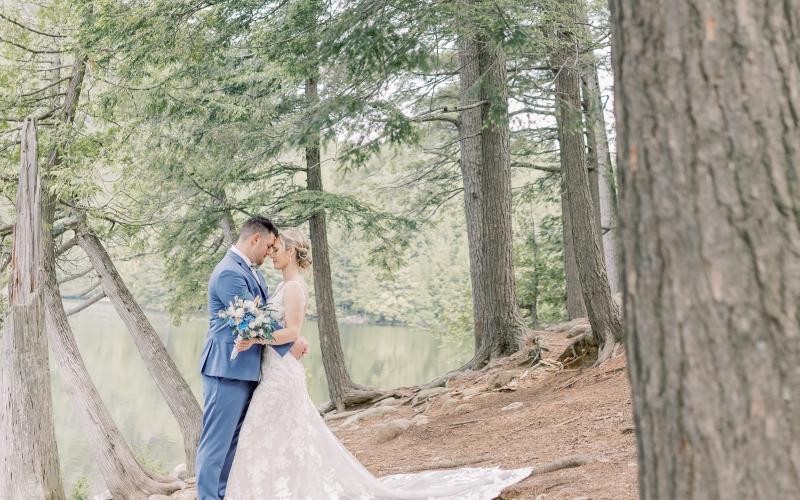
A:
[54, 300, 463, 493]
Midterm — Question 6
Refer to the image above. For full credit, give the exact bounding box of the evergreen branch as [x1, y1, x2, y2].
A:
[0, 13, 67, 38]
[0, 36, 63, 54]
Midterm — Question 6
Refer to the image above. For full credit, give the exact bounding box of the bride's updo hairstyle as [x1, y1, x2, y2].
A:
[280, 228, 313, 270]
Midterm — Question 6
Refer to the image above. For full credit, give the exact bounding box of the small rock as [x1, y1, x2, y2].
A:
[374, 397, 402, 407]
[501, 402, 524, 412]
[454, 403, 476, 415]
[374, 419, 412, 443]
[412, 414, 431, 426]
[171, 463, 188, 481]
[171, 489, 197, 500]
[460, 387, 482, 399]
[412, 386, 450, 405]
[439, 396, 460, 412]
[487, 370, 518, 389]
[341, 405, 396, 428]
[92, 491, 112, 500]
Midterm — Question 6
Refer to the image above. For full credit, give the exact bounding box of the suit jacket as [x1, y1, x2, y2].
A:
[199, 249, 293, 381]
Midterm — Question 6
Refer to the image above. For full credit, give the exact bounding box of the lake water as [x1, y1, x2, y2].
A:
[53, 300, 464, 494]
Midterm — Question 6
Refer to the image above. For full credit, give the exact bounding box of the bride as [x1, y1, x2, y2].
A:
[224, 228, 531, 499]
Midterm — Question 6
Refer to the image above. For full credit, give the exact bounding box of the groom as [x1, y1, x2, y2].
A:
[196, 216, 308, 499]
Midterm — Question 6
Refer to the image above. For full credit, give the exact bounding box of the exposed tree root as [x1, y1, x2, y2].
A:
[393, 454, 492, 473]
[557, 332, 599, 368]
[528, 454, 593, 476]
[319, 387, 403, 416]
[557, 331, 621, 368]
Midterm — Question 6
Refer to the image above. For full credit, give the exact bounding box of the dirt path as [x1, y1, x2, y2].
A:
[330, 321, 639, 499]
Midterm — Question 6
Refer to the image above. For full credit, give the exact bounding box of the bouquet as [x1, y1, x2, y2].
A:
[217, 295, 281, 360]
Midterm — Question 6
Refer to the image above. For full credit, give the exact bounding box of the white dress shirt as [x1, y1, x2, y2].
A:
[230, 246, 261, 283]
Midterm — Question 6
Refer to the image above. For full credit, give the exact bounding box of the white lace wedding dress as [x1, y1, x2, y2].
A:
[225, 280, 532, 499]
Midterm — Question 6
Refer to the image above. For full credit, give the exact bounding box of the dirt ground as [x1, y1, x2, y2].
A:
[329, 320, 639, 500]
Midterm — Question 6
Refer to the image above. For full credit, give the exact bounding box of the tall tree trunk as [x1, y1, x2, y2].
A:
[612, 0, 800, 497]
[560, 142, 587, 320]
[456, 22, 488, 354]
[305, 74, 376, 411]
[76, 223, 202, 474]
[41, 57, 181, 499]
[0, 118, 65, 499]
[579, 7, 621, 295]
[475, 40, 528, 360]
[456, 1, 529, 367]
[552, 1, 622, 363]
[583, 119, 603, 240]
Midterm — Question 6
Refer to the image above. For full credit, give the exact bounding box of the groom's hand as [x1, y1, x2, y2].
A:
[290, 336, 309, 360]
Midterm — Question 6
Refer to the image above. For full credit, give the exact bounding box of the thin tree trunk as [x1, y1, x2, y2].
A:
[43, 203, 181, 499]
[42, 56, 181, 499]
[560, 144, 587, 319]
[583, 119, 603, 241]
[552, 1, 622, 362]
[0, 118, 65, 499]
[579, 8, 621, 295]
[76, 223, 202, 474]
[305, 74, 376, 411]
[529, 219, 541, 330]
[612, 0, 800, 497]
[456, 17, 487, 354]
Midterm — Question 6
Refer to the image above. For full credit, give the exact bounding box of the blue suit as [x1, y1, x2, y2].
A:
[195, 249, 293, 499]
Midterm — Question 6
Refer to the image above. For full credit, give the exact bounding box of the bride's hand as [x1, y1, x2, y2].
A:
[234, 338, 258, 353]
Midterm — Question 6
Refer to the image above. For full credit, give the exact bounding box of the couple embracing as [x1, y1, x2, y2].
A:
[195, 216, 531, 499]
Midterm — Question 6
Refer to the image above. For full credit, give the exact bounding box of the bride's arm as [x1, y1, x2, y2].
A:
[258, 282, 305, 345]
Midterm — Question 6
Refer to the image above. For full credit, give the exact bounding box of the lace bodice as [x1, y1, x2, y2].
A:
[266, 280, 305, 325]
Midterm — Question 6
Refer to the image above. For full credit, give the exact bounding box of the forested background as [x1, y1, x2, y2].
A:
[0, 0, 611, 353]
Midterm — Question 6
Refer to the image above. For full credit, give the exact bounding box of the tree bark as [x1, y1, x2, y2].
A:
[456, 21, 488, 353]
[475, 39, 528, 360]
[552, 0, 622, 362]
[560, 143, 588, 320]
[529, 219, 541, 330]
[579, 10, 621, 295]
[219, 209, 237, 247]
[456, 1, 528, 366]
[76, 223, 202, 474]
[0, 118, 65, 499]
[305, 74, 376, 411]
[41, 56, 181, 499]
[612, 0, 800, 497]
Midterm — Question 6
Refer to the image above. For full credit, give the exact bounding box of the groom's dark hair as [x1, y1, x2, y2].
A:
[239, 216, 279, 240]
